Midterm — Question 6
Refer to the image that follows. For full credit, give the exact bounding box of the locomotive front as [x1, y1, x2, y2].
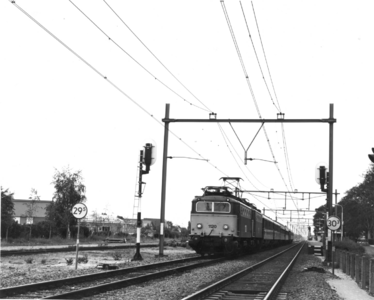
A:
[189, 186, 238, 256]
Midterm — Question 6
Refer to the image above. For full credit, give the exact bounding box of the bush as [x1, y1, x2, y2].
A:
[77, 254, 88, 264]
[41, 259, 47, 264]
[25, 257, 34, 264]
[334, 239, 366, 254]
[112, 251, 123, 261]
[65, 258, 74, 265]
[71, 226, 90, 238]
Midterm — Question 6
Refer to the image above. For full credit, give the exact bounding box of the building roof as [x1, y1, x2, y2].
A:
[13, 199, 52, 218]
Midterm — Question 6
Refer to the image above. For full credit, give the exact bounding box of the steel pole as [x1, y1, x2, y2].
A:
[327, 103, 334, 262]
[159, 104, 170, 257]
[75, 219, 80, 270]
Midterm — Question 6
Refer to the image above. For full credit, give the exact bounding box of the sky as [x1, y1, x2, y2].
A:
[1, 0, 373, 236]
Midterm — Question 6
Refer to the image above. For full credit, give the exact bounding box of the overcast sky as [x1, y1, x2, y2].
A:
[1, 0, 373, 235]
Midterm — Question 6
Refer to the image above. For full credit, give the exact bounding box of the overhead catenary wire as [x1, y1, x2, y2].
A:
[102, 0, 213, 114]
[79, 0, 286, 219]
[11, 1, 288, 225]
[101, 0, 279, 216]
[10, 1, 230, 178]
[68, 0, 211, 113]
[249, 1, 295, 191]
[220, 1, 299, 213]
[251, 1, 282, 112]
[239, 1, 280, 113]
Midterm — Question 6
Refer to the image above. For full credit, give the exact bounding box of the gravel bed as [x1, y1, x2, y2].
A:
[83, 245, 295, 300]
[0, 248, 198, 289]
[84, 244, 345, 300]
[281, 246, 343, 300]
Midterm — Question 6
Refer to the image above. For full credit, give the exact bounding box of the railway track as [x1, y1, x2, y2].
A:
[1, 256, 224, 299]
[0, 243, 158, 257]
[182, 242, 305, 300]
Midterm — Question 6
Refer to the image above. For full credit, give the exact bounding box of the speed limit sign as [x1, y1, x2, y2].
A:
[327, 216, 341, 231]
[71, 203, 88, 219]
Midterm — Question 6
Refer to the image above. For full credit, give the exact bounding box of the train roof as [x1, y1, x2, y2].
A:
[197, 186, 261, 212]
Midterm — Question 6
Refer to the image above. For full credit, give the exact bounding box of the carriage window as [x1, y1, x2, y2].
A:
[214, 202, 230, 212]
[196, 202, 213, 212]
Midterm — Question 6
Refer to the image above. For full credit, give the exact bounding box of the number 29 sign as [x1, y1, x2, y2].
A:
[71, 203, 88, 219]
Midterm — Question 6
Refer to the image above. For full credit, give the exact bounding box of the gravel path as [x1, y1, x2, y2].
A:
[281, 246, 343, 300]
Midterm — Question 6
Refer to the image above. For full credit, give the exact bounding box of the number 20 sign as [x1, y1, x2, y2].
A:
[327, 216, 341, 231]
[71, 203, 88, 219]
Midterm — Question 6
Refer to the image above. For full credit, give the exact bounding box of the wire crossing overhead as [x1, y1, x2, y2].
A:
[69, 0, 211, 113]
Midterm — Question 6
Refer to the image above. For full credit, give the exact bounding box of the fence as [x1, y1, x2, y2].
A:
[335, 249, 374, 295]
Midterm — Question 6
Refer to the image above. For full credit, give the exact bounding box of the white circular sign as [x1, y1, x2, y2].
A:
[71, 203, 88, 219]
[327, 216, 341, 231]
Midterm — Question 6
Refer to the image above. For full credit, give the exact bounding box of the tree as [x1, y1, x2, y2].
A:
[339, 164, 374, 240]
[46, 167, 86, 239]
[24, 188, 41, 239]
[1, 188, 15, 241]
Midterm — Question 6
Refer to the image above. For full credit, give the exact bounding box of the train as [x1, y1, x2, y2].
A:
[188, 178, 294, 256]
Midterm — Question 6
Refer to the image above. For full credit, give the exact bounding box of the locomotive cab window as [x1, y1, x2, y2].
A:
[196, 202, 213, 212]
[214, 202, 230, 212]
[196, 202, 230, 213]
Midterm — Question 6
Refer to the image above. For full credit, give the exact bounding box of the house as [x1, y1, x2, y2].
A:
[12, 199, 52, 225]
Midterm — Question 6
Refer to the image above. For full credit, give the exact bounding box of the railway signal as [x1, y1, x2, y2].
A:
[369, 148, 374, 163]
[132, 142, 157, 261]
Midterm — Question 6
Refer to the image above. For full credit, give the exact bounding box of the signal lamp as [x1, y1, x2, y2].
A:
[369, 148, 374, 163]
[197, 223, 203, 229]
[223, 224, 229, 230]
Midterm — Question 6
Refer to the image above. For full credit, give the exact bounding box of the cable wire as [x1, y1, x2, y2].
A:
[220, 1, 299, 213]
[10, 0, 229, 178]
[69, 0, 211, 113]
[239, 1, 280, 112]
[102, 0, 213, 113]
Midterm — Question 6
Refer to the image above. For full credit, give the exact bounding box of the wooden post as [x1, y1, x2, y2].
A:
[355, 255, 361, 284]
[350, 253, 355, 279]
[341, 251, 346, 273]
[346, 252, 350, 275]
[369, 258, 374, 295]
[361, 256, 368, 289]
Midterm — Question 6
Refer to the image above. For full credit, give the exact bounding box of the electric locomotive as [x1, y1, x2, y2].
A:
[188, 178, 293, 256]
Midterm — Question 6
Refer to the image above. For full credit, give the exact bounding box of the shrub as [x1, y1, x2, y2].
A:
[41, 259, 47, 264]
[112, 251, 123, 261]
[334, 239, 365, 254]
[25, 257, 34, 264]
[65, 258, 74, 265]
[77, 254, 88, 264]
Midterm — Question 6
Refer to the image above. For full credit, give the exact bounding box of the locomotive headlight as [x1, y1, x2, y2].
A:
[197, 223, 203, 229]
[223, 224, 229, 230]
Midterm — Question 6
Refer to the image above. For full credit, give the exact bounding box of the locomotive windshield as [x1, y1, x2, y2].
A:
[196, 201, 230, 213]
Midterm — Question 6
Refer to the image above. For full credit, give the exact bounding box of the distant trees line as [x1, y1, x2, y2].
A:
[1, 167, 189, 240]
[1, 167, 87, 240]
